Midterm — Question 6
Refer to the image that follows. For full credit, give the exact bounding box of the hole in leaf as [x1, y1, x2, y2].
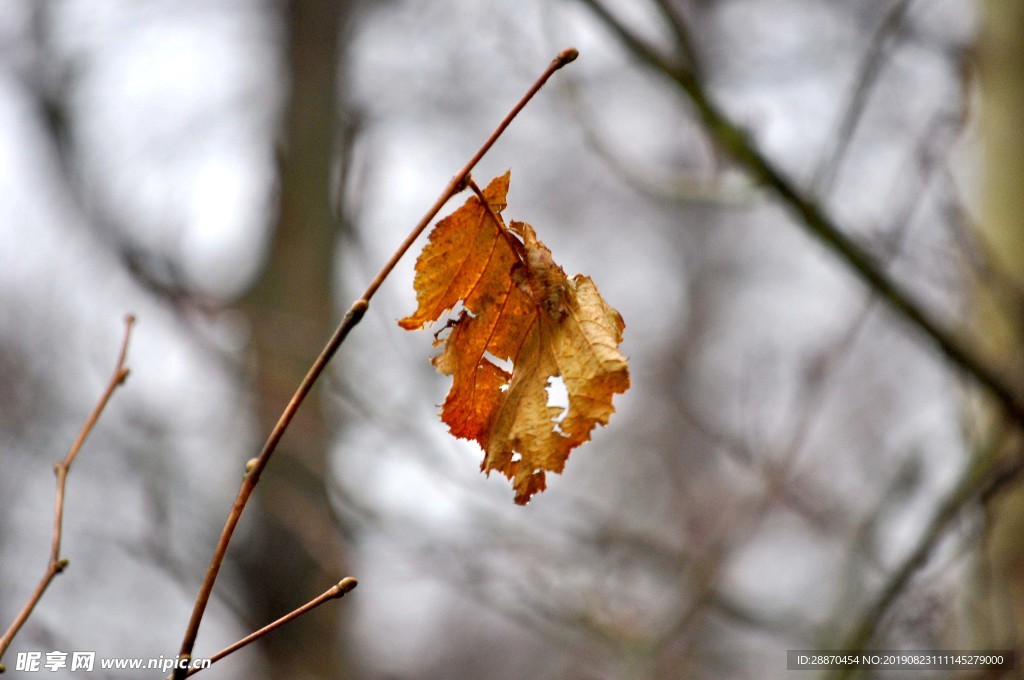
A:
[546, 375, 568, 423]
[434, 303, 474, 342]
[448, 301, 473, 318]
[483, 350, 513, 374]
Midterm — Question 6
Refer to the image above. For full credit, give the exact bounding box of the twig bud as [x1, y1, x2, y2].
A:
[554, 47, 579, 69]
[336, 577, 358, 596]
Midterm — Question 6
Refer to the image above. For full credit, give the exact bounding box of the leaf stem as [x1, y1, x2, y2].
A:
[171, 48, 579, 678]
[359, 47, 578, 303]
[0, 315, 135, 672]
[467, 177, 526, 262]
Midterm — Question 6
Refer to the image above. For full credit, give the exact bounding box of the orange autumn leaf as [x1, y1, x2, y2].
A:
[400, 171, 630, 504]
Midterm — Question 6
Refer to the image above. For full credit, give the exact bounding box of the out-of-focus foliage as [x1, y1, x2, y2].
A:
[2, 0, 1014, 679]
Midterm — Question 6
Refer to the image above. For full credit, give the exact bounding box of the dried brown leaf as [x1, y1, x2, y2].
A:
[400, 172, 629, 504]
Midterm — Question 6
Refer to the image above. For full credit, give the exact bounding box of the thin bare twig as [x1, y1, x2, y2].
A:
[171, 48, 580, 678]
[0, 314, 135, 672]
[179, 578, 357, 678]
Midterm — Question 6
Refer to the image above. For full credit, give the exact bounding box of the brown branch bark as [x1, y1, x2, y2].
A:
[181, 578, 357, 678]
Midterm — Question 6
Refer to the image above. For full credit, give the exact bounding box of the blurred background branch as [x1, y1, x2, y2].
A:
[0, 0, 1018, 678]
[574, 0, 1024, 430]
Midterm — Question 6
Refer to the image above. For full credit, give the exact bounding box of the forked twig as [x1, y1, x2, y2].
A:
[179, 578, 358, 678]
[171, 48, 579, 678]
[0, 314, 135, 672]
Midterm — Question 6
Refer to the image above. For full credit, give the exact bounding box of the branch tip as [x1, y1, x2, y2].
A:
[336, 577, 358, 595]
[554, 47, 579, 68]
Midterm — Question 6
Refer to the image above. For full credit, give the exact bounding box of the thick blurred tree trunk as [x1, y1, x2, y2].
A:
[977, 0, 1024, 653]
[239, 1, 359, 677]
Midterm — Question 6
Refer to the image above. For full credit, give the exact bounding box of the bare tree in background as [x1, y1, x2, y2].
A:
[977, 0, 1024, 657]
[239, 2, 362, 677]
